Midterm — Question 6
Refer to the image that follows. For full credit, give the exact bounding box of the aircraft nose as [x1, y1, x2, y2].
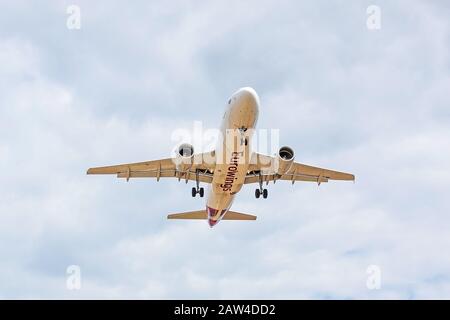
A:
[238, 87, 260, 106]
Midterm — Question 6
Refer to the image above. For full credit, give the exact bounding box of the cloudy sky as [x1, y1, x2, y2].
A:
[0, 0, 449, 299]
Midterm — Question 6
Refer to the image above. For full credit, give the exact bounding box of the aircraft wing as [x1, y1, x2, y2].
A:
[245, 152, 355, 185]
[87, 152, 215, 183]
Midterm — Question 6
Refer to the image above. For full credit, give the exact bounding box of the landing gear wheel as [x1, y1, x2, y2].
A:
[255, 189, 261, 199]
[244, 138, 248, 146]
[199, 187, 204, 198]
[192, 187, 197, 197]
[262, 189, 268, 199]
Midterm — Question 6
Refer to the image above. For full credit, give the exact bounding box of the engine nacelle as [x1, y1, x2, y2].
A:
[174, 143, 194, 172]
[275, 146, 295, 175]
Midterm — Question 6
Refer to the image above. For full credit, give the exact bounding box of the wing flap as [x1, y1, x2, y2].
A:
[244, 174, 328, 184]
[87, 158, 174, 175]
[117, 170, 213, 183]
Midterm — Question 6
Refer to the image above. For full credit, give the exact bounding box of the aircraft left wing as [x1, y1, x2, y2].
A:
[245, 152, 355, 185]
[87, 152, 215, 183]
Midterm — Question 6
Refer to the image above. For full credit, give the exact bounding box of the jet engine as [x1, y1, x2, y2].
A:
[275, 146, 295, 175]
[175, 143, 194, 172]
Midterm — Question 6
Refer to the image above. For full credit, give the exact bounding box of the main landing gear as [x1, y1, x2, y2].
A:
[255, 172, 268, 199]
[192, 186, 204, 197]
[255, 188, 268, 199]
[239, 127, 248, 146]
[192, 169, 204, 197]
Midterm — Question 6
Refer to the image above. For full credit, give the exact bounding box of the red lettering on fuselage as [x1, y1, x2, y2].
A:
[220, 152, 243, 192]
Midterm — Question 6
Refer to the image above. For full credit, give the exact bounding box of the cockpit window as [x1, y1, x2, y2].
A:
[228, 98, 231, 104]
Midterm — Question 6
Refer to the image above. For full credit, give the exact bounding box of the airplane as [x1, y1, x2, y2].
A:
[87, 87, 355, 227]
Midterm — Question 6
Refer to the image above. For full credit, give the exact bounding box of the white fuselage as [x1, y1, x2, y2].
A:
[206, 87, 260, 227]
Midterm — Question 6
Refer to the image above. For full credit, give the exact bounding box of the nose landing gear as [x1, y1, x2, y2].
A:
[192, 170, 204, 197]
[239, 127, 249, 146]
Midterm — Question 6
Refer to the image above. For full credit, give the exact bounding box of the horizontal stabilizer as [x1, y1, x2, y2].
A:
[167, 210, 207, 220]
[167, 210, 256, 221]
[222, 211, 257, 220]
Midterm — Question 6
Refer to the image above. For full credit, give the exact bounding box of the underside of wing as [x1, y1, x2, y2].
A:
[116, 169, 213, 184]
[245, 173, 329, 184]
[245, 152, 354, 185]
[87, 151, 216, 184]
[289, 162, 355, 181]
[87, 158, 175, 175]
